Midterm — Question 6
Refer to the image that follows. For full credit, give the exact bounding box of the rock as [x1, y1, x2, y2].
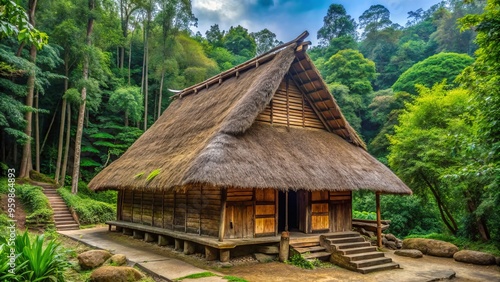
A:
[358, 228, 375, 238]
[217, 262, 233, 268]
[417, 269, 456, 281]
[257, 245, 279, 254]
[385, 233, 397, 242]
[453, 250, 496, 265]
[253, 253, 276, 263]
[109, 254, 127, 266]
[496, 257, 500, 266]
[396, 241, 403, 249]
[395, 249, 423, 258]
[78, 250, 112, 270]
[402, 238, 458, 258]
[90, 266, 143, 282]
[385, 241, 397, 250]
[382, 237, 389, 245]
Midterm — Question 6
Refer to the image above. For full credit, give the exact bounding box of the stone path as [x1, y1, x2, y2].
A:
[59, 227, 228, 281]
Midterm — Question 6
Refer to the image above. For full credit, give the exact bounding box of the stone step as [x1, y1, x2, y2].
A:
[53, 207, 70, 211]
[334, 241, 371, 250]
[345, 251, 384, 261]
[54, 215, 74, 220]
[302, 251, 330, 261]
[55, 220, 78, 225]
[357, 262, 400, 274]
[56, 225, 80, 231]
[294, 245, 326, 254]
[339, 246, 378, 255]
[326, 236, 365, 244]
[350, 257, 393, 268]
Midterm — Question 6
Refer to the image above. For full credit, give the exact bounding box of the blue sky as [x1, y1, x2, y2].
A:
[191, 0, 440, 45]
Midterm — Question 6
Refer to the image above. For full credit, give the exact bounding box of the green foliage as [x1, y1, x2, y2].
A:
[15, 183, 54, 228]
[352, 210, 376, 220]
[0, 232, 69, 282]
[176, 272, 216, 280]
[392, 53, 474, 94]
[251, 28, 282, 55]
[223, 276, 248, 282]
[223, 25, 256, 60]
[146, 169, 161, 182]
[286, 253, 321, 269]
[317, 4, 357, 45]
[58, 186, 115, 225]
[108, 86, 143, 123]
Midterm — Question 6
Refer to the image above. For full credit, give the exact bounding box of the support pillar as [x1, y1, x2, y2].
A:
[376, 192, 382, 248]
[184, 241, 195, 255]
[133, 230, 144, 240]
[219, 249, 230, 262]
[144, 232, 156, 242]
[279, 231, 290, 262]
[158, 235, 171, 246]
[205, 246, 218, 261]
[122, 228, 133, 236]
[174, 239, 183, 251]
[218, 188, 227, 242]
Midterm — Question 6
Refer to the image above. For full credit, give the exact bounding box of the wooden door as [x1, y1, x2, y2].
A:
[225, 204, 253, 239]
[311, 191, 329, 232]
[255, 189, 277, 236]
[330, 191, 352, 232]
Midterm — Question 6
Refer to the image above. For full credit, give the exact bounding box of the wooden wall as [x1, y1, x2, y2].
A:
[120, 185, 220, 237]
[119, 187, 352, 239]
[256, 77, 327, 130]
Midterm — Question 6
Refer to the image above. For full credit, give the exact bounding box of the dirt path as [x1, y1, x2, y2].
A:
[219, 251, 500, 282]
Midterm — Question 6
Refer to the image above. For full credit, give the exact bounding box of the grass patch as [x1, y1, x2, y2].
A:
[405, 233, 500, 256]
[285, 253, 322, 269]
[58, 186, 116, 225]
[146, 169, 161, 182]
[223, 276, 248, 282]
[175, 272, 217, 280]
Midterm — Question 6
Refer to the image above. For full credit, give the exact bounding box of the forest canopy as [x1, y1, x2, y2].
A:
[0, 0, 499, 245]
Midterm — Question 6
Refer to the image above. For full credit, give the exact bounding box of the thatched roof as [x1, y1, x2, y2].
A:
[89, 32, 411, 195]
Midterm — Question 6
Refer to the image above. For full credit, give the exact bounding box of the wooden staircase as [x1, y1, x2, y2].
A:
[320, 231, 399, 274]
[290, 237, 330, 261]
[41, 185, 80, 231]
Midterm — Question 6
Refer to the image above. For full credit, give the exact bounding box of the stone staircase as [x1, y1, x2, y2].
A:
[41, 184, 80, 231]
[290, 237, 330, 261]
[320, 231, 399, 274]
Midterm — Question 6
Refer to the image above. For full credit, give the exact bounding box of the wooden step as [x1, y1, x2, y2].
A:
[290, 241, 320, 248]
[334, 241, 371, 250]
[339, 246, 378, 255]
[302, 251, 330, 260]
[345, 251, 384, 261]
[350, 257, 393, 268]
[357, 262, 399, 274]
[294, 245, 326, 254]
[326, 236, 365, 244]
[322, 231, 360, 239]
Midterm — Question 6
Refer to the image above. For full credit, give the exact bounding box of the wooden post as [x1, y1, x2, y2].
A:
[205, 246, 217, 261]
[184, 241, 195, 255]
[279, 231, 290, 262]
[219, 188, 227, 242]
[219, 249, 230, 262]
[144, 232, 156, 242]
[158, 235, 170, 246]
[285, 191, 289, 231]
[376, 192, 382, 248]
[174, 239, 183, 251]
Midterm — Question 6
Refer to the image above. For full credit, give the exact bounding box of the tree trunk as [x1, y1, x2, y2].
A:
[71, 0, 95, 194]
[465, 191, 490, 241]
[55, 59, 69, 184]
[142, 13, 150, 131]
[35, 90, 40, 172]
[19, 0, 38, 178]
[158, 70, 165, 120]
[128, 33, 132, 85]
[60, 103, 71, 185]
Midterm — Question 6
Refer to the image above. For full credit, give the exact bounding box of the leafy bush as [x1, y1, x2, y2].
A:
[352, 210, 376, 220]
[0, 232, 69, 281]
[16, 184, 54, 228]
[29, 170, 56, 184]
[58, 186, 115, 225]
[77, 181, 117, 204]
[285, 253, 322, 269]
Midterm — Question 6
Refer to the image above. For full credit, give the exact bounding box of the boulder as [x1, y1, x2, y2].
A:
[78, 250, 112, 270]
[253, 253, 276, 263]
[453, 250, 496, 265]
[109, 254, 127, 266]
[385, 233, 397, 242]
[402, 238, 458, 258]
[395, 249, 423, 258]
[385, 241, 397, 250]
[90, 266, 143, 282]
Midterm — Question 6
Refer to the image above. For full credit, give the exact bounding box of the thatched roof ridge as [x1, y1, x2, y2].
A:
[88, 31, 411, 195]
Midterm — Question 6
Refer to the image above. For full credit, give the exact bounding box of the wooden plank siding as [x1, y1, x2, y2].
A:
[120, 186, 221, 238]
[255, 189, 276, 236]
[311, 191, 329, 232]
[256, 77, 327, 130]
[329, 191, 352, 232]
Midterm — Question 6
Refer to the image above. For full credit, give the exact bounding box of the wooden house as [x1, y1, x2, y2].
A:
[89, 32, 411, 266]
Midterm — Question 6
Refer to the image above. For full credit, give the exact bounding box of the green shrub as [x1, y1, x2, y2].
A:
[286, 253, 315, 269]
[29, 171, 56, 184]
[58, 187, 116, 225]
[0, 231, 69, 281]
[77, 181, 117, 204]
[352, 210, 376, 220]
[16, 184, 54, 227]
